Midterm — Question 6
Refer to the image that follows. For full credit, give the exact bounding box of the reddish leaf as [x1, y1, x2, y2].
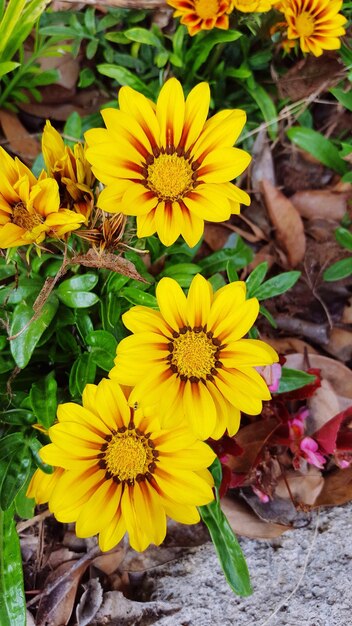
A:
[314, 407, 352, 454]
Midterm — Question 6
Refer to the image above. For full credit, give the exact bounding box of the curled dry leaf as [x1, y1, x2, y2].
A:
[91, 591, 180, 626]
[325, 328, 352, 363]
[290, 190, 351, 221]
[221, 496, 290, 539]
[240, 490, 308, 527]
[71, 249, 147, 282]
[275, 467, 324, 506]
[76, 578, 103, 626]
[262, 335, 318, 356]
[229, 418, 279, 475]
[36, 559, 89, 626]
[92, 542, 127, 576]
[277, 54, 343, 101]
[261, 179, 306, 267]
[251, 129, 276, 196]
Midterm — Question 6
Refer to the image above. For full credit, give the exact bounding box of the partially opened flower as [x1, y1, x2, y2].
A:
[167, 0, 233, 36]
[27, 378, 215, 552]
[232, 0, 275, 12]
[276, 0, 346, 56]
[42, 121, 95, 221]
[110, 274, 278, 440]
[85, 78, 251, 247]
[0, 148, 85, 249]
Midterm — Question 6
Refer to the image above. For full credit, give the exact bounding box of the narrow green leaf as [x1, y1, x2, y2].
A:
[74, 353, 97, 395]
[97, 64, 153, 97]
[0, 61, 19, 77]
[10, 296, 59, 368]
[186, 30, 242, 73]
[199, 459, 252, 597]
[323, 257, 352, 282]
[252, 271, 300, 300]
[245, 262, 268, 297]
[198, 241, 253, 276]
[330, 87, 352, 113]
[277, 367, 316, 394]
[335, 227, 352, 251]
[226, 259, 240, 283]
[0, 508, 26, 626]
[287, 127, 348, 176]
[63, 111, 82, 143]
[246, 83, 278, 140]
[124, 27, 162, 47]
[29, 371, 57, 429]
[0, 447, 31, 510]
[120, 288, 158, 309]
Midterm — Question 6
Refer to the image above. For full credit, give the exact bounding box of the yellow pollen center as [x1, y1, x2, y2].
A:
[12, 204, 43, 231]
[171, 330, 218, 380]
[195, 0, 220, 19]
[103, 430, 155, 482]
[295, 12, 315, 37]
[147, 153, 194, 202]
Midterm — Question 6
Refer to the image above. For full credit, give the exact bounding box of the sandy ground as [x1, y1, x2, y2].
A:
[150, 503, 352, 626]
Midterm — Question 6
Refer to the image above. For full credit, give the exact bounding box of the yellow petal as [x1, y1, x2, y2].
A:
[182, 380, 217, 440]
[155, 467, 214, 506]
[186, 273, 213, 328]
[99, 510, 126, 552]
[197, 147, 251, 183]
[156, 78, 185, 149]
[207, 281, 246, 334]
[122, 306, 172, 336]
[181, 82, 210, 152]
[192, 109, 247, 161]
[156, 277, 188, 331]
[221, 339, 278, 367]
[76, 480, 121, 537]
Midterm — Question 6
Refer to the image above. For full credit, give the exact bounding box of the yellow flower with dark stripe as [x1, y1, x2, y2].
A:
[42, 121, 95, 221]
[110, 274, 278, 441]
[0, 148, 84, 249]
[27, 378, 215, 552]
[277, 0, 346, 56]
[167, 0, 233, 36]
[232, 0, 275, 12]
[85, 78, 250, 248]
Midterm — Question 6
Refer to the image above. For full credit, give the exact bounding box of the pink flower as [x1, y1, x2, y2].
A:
[300, 437, 326, 469]
[256, 363, 282, 392]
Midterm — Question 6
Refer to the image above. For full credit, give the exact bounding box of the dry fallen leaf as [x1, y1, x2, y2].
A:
[76, 578, 103, 626]
[308, 378, 341, 435]
[277, 54, 343, 101]
[275, 467, 324, 506]
[0, 109, 40, 163]
[284, 353, 352, 399]
[290, 189, 350, 221]
[251, 129, 276, 196]
[93, 542, 127, 576]
[261, 179, 306, 267]
[36, 559, 89, 626]
[325, 328, 352, 362]
[91, 590, 180, 626]
[221, 496, 290, 539]
[262, 335, 318, 355]
[314, 466, 352, 507]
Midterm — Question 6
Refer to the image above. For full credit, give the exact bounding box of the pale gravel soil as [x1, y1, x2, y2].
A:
[151, 503, 352, 626]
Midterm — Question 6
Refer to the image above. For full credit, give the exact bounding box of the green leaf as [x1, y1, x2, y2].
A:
[198, 238, 253, 276]
[15, 476, 35, 519]
[63, 111, 82, 144]
[57, 273, 98, 293]
[120, 287, 158, 309]
[287, 127, 348, 176]
[277, 368, 316, 394]
[246, 83, 278, 140]
[57, 291, 99, 308]
[199, 459, 252, 597]
[226, 259, 240, 283]
[73, 353, 97, 396]
[97, 64, 153, 97]
[0, 61, 19, 77]
[0, 410, 35, 426]
[330, 87, 352, 113]
[0, 508, 26, 626]
[323, 257, 352, 282]
[335, 227, 352, 251]
[0, 433, 25, 460]
[28, 438, 53, 474]
[0, 447, 31, 510]
[186, 30, 242, 73]
[252, 271, 301, 300]
[0, 258, 16, 279]
[245, 262, 268, 297]
[159, 263, 201, 279]
[10, 295, 59, 368]
[124, 27, 162, 47]
[259, 304, 277, 328]
[86, 330, 117, 371]
[29, 371, 57, 429]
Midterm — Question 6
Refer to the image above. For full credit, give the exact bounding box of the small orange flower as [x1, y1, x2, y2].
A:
[167, 0, 233, 36]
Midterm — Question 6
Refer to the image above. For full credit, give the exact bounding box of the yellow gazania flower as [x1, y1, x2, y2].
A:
[0, 148, 85, 249]
[27, 378, 215, 552]
[276, 0, 346, 56]
[110, 274, 278, 441]
[232, 0, 275, 12]
[85, 78, 251, 248]
[167, 0, 233, 36]
[42, 121, 95, 221]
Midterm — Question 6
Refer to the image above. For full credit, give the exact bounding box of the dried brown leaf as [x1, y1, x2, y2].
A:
[229, 418, 279, 474]
[0, 110, 40, 163]
[325, 328, 352, 362]
[290, 190, 350, 221]
[251, 129, 276, 195]
[261, 179, 306, 267]
[308, 378, 340, 435]
[262, 335, 318, 355]
[93, 543, 126, 575]
[36, 559, 88, 626]
[277, 54, 343, 101]
[92, 591, 179, 626]
[71, 249, 147, 282]
[314, 466, 352, 507]
[275, 467, 324, 506]
[221, 496, 290, 539]
[76, 578, 103, 626]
